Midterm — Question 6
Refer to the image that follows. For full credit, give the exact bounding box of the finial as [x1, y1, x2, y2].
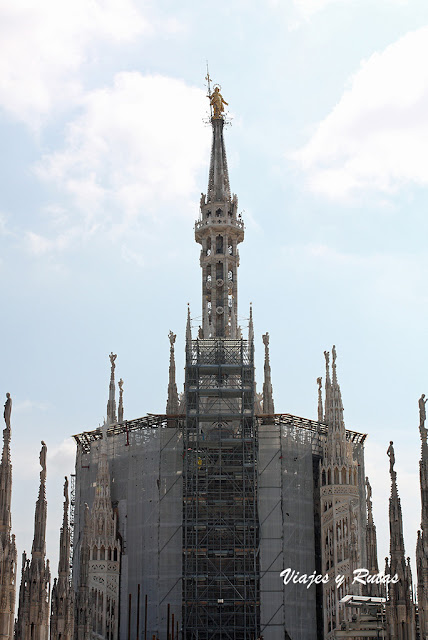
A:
[186, 304, 192, 343]
[39, 441, 47, 482]
[387, 440, 395, 476]
[419, 393, 427, 426]
[332, 345, 337, 365]
[109, 352, 117, 372]
[3, 392, 11, 429]
[324, 350, 330, 368]
[210, 85, 228, 119]
[248, 304, 254, 343]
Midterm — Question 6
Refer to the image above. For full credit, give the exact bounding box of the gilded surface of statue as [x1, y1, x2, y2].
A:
[210, 86, 228, 119]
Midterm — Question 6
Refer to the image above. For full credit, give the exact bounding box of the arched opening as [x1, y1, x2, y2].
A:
[216, 234, 224, 254]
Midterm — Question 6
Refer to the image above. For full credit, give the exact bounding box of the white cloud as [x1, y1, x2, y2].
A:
[33, 73, 210, 253]
[293, 27, 428, 199]
[0, 0, 148, 127]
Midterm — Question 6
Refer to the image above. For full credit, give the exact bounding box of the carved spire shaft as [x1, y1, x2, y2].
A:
[0, 393, 12, 533]
[248, 304, 254, 344]
[32, 441, 47, 557]
[262, 333, 275, 415]
[16, 441, 51, 640]
[106, 352, 117, 425]
[118, 378, 124, 423]
[166, 331, 179, 415]
[417, 394, 428, 639]
[386, 442, 415, 639]
[317, 377, 323, 423]
[0, 393, 16, 640]
[50, 477, 74, 640]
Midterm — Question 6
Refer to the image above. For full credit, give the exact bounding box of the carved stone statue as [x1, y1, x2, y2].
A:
[118, 378, 124, 393]
[262, 333, 270, 348]
[387, 440, 395, 475]
[169, 331, 176, 347]
[332, 344, 337, 365]
[200, 193, 205, 209]
[40, 441, 47, 482]
[317, 377, 322, 390]
[109, 352, 117, 371]
[210, 86, 228, 119]
[419, 393, 427, 426]
[3, 393, 11, 429]
[365, 477, 372, 505]
[324, 350, 330, 367]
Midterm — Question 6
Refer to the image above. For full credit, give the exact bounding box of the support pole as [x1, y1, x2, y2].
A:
[172, 613, 175, 640]
[128, 593, 132, 640]
[144, 594, 148, 640]
[167, 603, 170, 640]
[137, 584, 140, 639]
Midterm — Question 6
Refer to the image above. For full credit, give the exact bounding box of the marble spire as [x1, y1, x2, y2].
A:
[106, 352, 117, 425]
[365, 476, 381, 596]
[166, 331, 179, 415]
[196, 83, 244, 339]
[417, 393, 428, 639]
[262, 333, 275, 415]
[118, 378, 124, 423]
[0, 393, 16, 640]
[317, 377, 323, 423]
[385, 441, 415, 640]
[186, 304, 192, 344]
[15, 442, 51, 640]
[50, 477, 74, 640]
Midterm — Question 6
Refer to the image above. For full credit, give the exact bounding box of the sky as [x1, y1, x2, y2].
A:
[1, 0, 428, 596]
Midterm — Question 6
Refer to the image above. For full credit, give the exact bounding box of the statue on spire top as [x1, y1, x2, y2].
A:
[210, 86, 228, 119]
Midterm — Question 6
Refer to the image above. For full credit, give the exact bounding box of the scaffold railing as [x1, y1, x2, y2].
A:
[72, 412, 366, 454]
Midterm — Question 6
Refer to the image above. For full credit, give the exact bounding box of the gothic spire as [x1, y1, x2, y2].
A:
[323, 346, 348, 463]
[50, 477, 74, 640]
[262, 333, 275, 415]
[16, 441, 51, 640]
[417, 393, 428, 639]
[0, 393, 12, 533]
[196, 82, 244, 339]
[365, 476, 381, 596]
[106, 352, 117, 425]
[324, 349, 332, 423]
[0, 393, 16, 640]
[248, 304, 254, 344]
[385, 441, 415, 638]
[32, 441, 47, 557]
[186, 304, 192, 344]
[166, 331, 179, 414]
[118, 378, 124, 423]
[317, 377, 323, 423]
[207, 87, 231, 203]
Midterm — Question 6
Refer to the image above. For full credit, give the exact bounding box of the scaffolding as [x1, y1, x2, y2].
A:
[183, 338, 259, 640]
